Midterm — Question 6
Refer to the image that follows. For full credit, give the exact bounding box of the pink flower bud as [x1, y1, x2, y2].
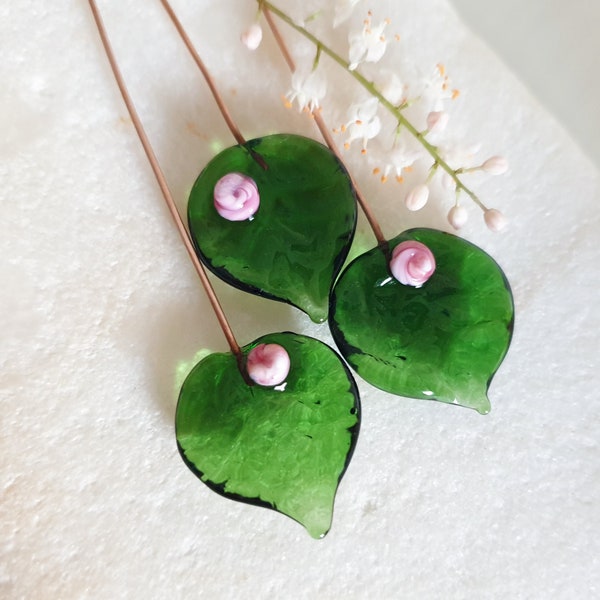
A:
[247, 343, 290, 387]
[447, 205, 468, 229]
[484, 208, 507, 232]
[390, 241, 436, 287]
[481, 156, 508, 175]
[405, 184, 429, 211]
[214, 172, 260, 221]
[426, 111, 449, 133]
[241, 23, 263, 50]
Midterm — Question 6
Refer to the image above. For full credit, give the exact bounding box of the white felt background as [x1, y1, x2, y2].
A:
[1, 0, 599, 598]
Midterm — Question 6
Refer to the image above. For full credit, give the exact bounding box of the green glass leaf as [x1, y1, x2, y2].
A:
[329, 229, 514, 414]
[176, 332, 361, 538]
[188, 134, 357, 323]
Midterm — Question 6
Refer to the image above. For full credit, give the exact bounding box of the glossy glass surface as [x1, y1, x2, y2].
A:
[188, 134, 357, 323]
[176, 332, 361, 538]
[329, 229, 514, 414]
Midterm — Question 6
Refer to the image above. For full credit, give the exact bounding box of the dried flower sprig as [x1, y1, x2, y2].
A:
[255, 0, 508, 232]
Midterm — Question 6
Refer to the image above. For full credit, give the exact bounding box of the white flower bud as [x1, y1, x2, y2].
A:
[447, 205, 468, 229]
[241, 23, 263, 50]
[481, 155, 508, 175]
[441, 172, 456, 191]
[426, 111, 449, 134]
[484, 208, 507, 232]
[405, 184, 429, 211]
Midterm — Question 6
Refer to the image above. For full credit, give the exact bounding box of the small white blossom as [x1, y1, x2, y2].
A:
[481, 156, 509, 175]
[375, 72, 407, 106]
[285, 68, 327, 113]
[371, 143, 421, 182]
[421, 63, 459, 111]
[448, 205, 468, 229]
[405, 184, 430, 211]
[342, 97, 381, 151]
[439, 141, 481, 170]
[484, 208, 508, 232]
[334, 0, 361, 27]
[348, 17, 389, 70]
[240, 23, 262, 50]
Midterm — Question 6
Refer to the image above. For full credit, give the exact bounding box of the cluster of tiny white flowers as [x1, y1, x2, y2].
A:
[344, 12, 508, 231]
[242, 3, 508, 232]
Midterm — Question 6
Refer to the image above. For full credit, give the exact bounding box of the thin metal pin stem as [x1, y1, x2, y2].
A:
[159, 0, 269, 170]
[158, 0, 246, 146]
[87, 0, 242, 360]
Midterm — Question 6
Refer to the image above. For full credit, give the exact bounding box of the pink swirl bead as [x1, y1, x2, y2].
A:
[246, 343, 290, 387]
[213, 172, 260, 221]
[390, 241, 436, 288]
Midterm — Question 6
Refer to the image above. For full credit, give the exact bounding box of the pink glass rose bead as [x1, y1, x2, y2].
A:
[389, 240, 436, 287]
[247, 343, 291, 387]
[213, 172, 260, 221]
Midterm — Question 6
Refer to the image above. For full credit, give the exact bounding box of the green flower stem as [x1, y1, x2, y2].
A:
[259, 0, 488, 212]
[428, 162, 439, 177]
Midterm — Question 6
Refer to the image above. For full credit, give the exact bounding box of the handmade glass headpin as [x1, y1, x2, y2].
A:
[159, 2, 358, 325]
[88, 0, 514, 538]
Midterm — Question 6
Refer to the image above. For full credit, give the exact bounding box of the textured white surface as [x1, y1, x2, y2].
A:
[450, 0, 600, 168]
[1, 0, 599, 598]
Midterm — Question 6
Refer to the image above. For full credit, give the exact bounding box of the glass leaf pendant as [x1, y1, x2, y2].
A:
[176, 332, 361, 538]
[329, 229, 514, 414]
[188, 134, 358, 323]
